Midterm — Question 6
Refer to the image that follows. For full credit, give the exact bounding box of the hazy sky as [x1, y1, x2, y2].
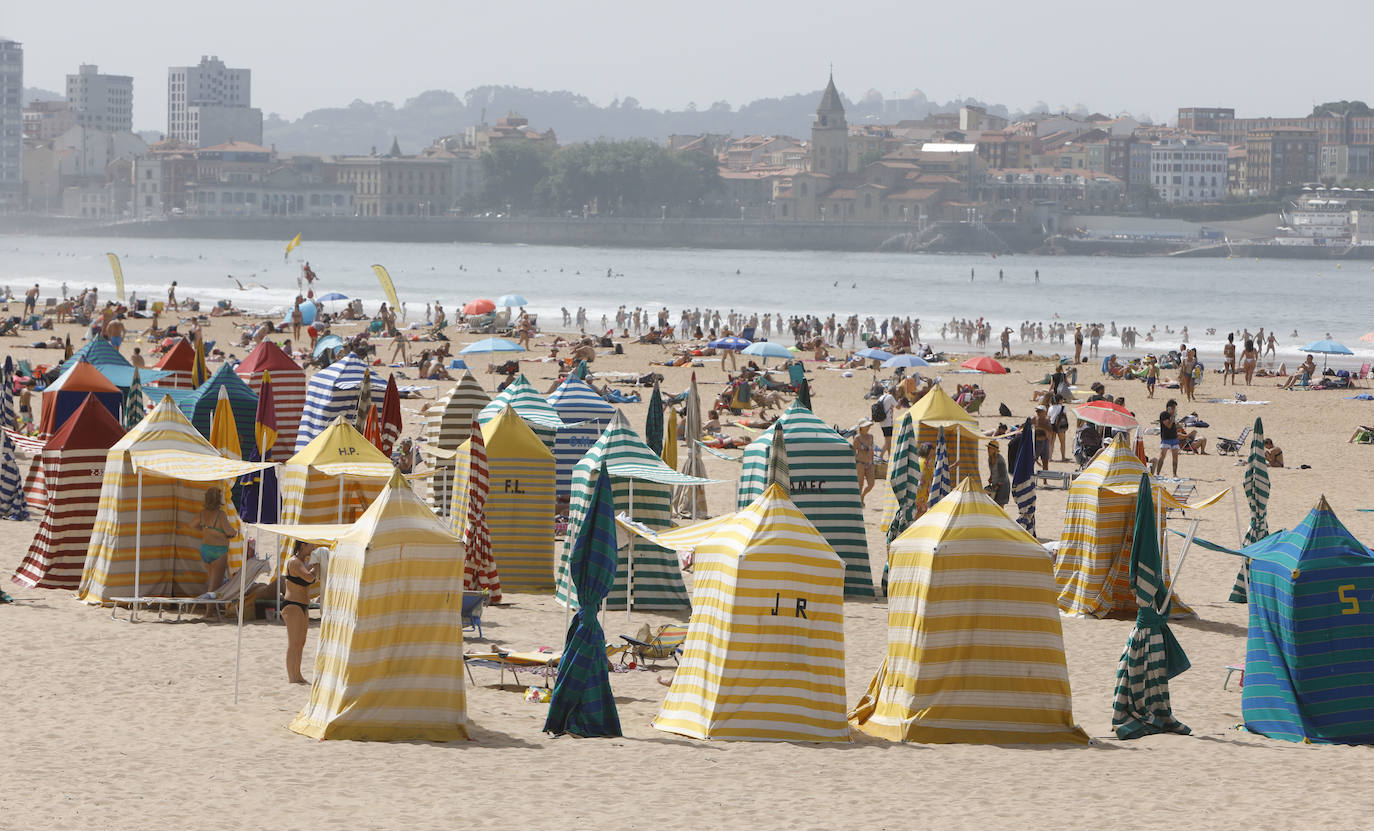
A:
[7, 0, 1366, 132]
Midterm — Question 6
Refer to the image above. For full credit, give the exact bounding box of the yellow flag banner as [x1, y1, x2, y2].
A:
[372, 264, 400, 310]
[285, 233, 302, 258]
[106, 252, 125, 301]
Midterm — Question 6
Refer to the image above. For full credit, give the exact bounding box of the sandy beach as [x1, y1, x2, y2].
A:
[4, 305, 1374, 831]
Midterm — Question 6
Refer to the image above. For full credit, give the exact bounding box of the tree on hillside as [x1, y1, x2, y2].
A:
[480, 142, 553, 212]
[1310, 100, 1372, 118]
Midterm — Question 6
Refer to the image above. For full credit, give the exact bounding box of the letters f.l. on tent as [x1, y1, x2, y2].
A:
[261, 470, 469, 742]
[632, 483, 849, 742]
[1243, 495, 1374, 744]
[12, 396, 125, 590]
[850, 479, 1089, 745]
[737, 401, 873, 597]
[234, 340, 306, 460]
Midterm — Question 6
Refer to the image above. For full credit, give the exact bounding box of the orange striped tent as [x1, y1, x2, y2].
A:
[152, 338, 197, 389]
[234, 341, 306, 460]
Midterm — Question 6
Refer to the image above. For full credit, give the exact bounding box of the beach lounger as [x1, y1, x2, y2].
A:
[1224, 664, 1245, 690]
[1034, 470, 1071, 489]
[1216, 426, 1251, 456]
[462, 589, 490, 638]
[110, 557, 272, 623]
[464, 643, 627, 689]
[620, 623, 688, 668]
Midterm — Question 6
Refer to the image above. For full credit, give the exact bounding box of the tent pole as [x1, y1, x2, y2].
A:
[1173, 518, 1200, 583]
[1232, 487, 1244, 548]
[627, 477, 635, 621]
[133, 468, 143, 622]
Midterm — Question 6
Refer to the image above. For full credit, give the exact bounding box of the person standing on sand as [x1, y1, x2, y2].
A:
[877, 387, 898, 456]
[1266, 332, 1277, 358]
[1153, 399, 1181, 477]
[1145, 357, 1158, 398]
[23, 283, 39, 316]
[1073, 324, 1084, 363]
[282, 540, 319, 684]
[852, 420, 877, 505]
[167, 281, 179, 311]
[1222, 333, 1236, 385]
[984, 440, 1010, 506]
[1242, 337, 1258, 385]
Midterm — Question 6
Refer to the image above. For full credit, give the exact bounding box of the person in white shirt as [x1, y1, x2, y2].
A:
[879, 390, 898, 456]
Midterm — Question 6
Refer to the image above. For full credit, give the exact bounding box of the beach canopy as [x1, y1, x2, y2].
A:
[13, 396, 125, 589]
[460, 417, 498, 600]
[855, 347, 892, 361]
[77, 396, 271, 603]
[882, 354, 931, 368]
[38, 360, 123, 439]
[708, 336, 750, 351]
[741, 341, 792, 361]
[849, 479, 1090, 745]
[265, 470, 469, 742]
[56, 336, 168, 390]
[1243, 496, 1374, 744]
[460, 337, 523, 355]
[151, 338, 197, 389]
[497, 294, 527, 307]
[234, 340, 306, 460]
[1300, 339, 1352, 355]
[478, 373, 564, 452]
[737, 402, 873, 597]
[462, 298, 496, 316]
[423, 372, 491, 517]
[546, 376, 615, 499]
[280, 416, 394, 530]
[1075, 400, 1138, 430]
[179, 364, 258, 457]
[295, 352, 387, 452]
[644, 484, 849, 742]
[671, 373, 709, 519]
[903, 385, 982, 486]
[961, 356, 1007, 374]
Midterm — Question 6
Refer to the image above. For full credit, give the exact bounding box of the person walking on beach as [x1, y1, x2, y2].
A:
[167, 281, 179, 311]
[853, 420, 877, 505]
[1242, 337, 1258, 385]
[877, 387, 898, 456]
[1222, 333, 1236, 385]
[1145, 356, 1158, 398]
[192, 487, 236, 596]
[282, 540, 319, 684]
[1153, 399, 1180, 477]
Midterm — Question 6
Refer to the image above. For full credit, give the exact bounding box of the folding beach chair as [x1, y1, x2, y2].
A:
[462, 590, 490, 638]
[1216, 425, 1251, 456]
[620, 623, 688, 668]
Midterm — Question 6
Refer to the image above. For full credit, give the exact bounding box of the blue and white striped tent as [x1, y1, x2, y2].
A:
[478, 374, 564, 453]
[1244, 495, 1374, 744]
[547, 376, 615, 498]
[737, 402, 873, 597]
[295, 352, 387, 452]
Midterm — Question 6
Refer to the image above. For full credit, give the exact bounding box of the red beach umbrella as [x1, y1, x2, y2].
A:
[961, 356, 1008, 374]
[463, 298, 496, 315]
[1075, 400, 1139, 430]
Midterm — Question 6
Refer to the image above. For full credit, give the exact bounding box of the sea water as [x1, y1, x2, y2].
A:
[2, 234, 1368, 363]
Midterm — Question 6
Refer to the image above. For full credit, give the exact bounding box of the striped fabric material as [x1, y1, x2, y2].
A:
[123, 367, 146, 429]
[151, 339, 196, 389]
[38, 360, 123, 440]
[1243, 496, 1374, 744]
[380, 375, 401, 458]
[1010, 418, 1037, 536]
[13, 397, 124, 588]
[928, 428, 952, 506]
[738, 402, 873, 597]
[0, 358, 27, 521]
[545, 463, 622, 738]
[179, 364, 258, 456]
[884, 414, 919, 545]
[654, 484, 849, 742]
[279, 417, 394, 535]
[555, 410, 690, 611]
[671, 374, 708, 519]
[294, 353, 386, 452]
[424, 372, 490, 516]
[764, 423, 790, 493]
[457, 406, 555, 593]
[645, 381, 665, 457]
[904, 386, 982, 486]
[233, 340, 306, 460]
[1054, 435, 1192, 618]
[285, 470, 469, 742]
[77, 397, 260, 603]
[1111, 473, 1192, 739]
[1231, 417, 1270, 603]
[477, 374, 565, 453]
[662, 409, 678, 470]
[460, 417, 499, 601]
[58, 336, 128, 377]
[850, 479, 1089, 745]
[546, 376, 615, 499]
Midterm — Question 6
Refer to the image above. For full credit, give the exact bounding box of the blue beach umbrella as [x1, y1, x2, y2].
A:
[882, 354, 931, 369]
[741, 341, 792, 363]
[460, 337, 525, 355]
[1301, 339, 1352, 369]
[316, 292, 349, 302]
[856, 347, 894, 362]
[708, 336, 751, 351]
[497, 294, 528, 308]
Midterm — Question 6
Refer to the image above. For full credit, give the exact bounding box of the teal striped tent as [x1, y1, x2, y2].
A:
[1243, 495, 1374, 744]
[178, 364, 259, 456]
[555, 410, 714, 611]
[737, 402, 873, 597]
[478, 374, 564, 452]
[58, 336, 169, 390]
[546, 376, 615, 499]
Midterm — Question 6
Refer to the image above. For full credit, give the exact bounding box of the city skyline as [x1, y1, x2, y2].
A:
[6, 0, 1371, 134]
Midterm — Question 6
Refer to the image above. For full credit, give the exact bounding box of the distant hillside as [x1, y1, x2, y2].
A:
[22, 86, 63, 106]
[262, 85, 1011, 155]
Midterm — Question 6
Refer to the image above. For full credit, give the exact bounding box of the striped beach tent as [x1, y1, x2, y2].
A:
[1243, 496, 1374, 744]
[58, 336, 127, 375]
[179, 364, 258, 456]
[294, 352, 386, 452]
[279, 416, 394, 537]
[903, 385, 982, 487]
[555, 410, 712, 611]
[452, 406, 556, 593]
[849, 479, 1090, 745]
[77, 396, 272, 603]
[459, 417, 498, 600]
[264, 470, 468, 742]
[0, 357, 27, 521]
[737, 402, 873, 597]
[234, 340, 306, 460]
[13, 396, 124, 589]
[1231, 416, 1270, 603]
[647, 484, 849, 742]
[151, 338, 197, 389]
[424, 372, 490, 517]
[478, 373, 564, 452]
[37, 360, 123, 440]
[546, 376, 615, 499]
[1054, 435, 1204, 618]
[671, 373, 709, 519]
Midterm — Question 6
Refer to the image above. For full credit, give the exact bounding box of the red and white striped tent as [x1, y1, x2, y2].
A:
[152, 338, 196, 389]
[12, 395, 126, 589]
[234, 340, 306, 459]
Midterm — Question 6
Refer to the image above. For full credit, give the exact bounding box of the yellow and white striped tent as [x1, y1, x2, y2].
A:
[450, 405, 556, 592]
[260, 470, 468, 742]
[902, 385, 982, 487]
[849, 479, 1090, 745]
[626, 483, 849, 742]
[423, 371, 490, 517]
[77, 396, 272, 603]
[1054, 435, 1223, 618]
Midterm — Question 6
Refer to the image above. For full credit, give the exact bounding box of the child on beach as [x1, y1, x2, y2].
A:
[1145, 358, 1158, 398]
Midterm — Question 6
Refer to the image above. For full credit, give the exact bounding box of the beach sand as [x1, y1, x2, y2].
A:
[4, 309, 1373, 830]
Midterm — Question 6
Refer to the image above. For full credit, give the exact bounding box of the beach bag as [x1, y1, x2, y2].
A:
[870, 400, 887, 423]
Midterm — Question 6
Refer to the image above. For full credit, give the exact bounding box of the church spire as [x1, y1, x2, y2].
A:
[818, 70, 844, 116]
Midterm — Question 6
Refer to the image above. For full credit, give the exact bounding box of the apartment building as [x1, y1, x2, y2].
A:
[66, 64, 133, 133]
[167, 56, 262, 147]
[0, 39, 21, 209]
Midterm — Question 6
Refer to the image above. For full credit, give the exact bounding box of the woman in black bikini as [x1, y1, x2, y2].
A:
[283, 540, 319, 684]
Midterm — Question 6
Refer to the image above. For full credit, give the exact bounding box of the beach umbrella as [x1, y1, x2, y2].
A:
[882, 354, 931, 369]
[1360, 332, 1374, 344]
[1230, 417, 1270, 603]
[379, 374, 401, 458]
[708, 336, 750, 351]
[662, 409, 678, 470]
[123, 366, 146, 430]
[544, 462, 622, 738]
[672, 372, 708, 519]
[741, 341, 792, 363]
[362, 404, 382, 451]
[356, 364, 373, 426]
[463, 416, 500, 601]
[765, 422, 790, 495]
[1111, 472, 1192, 739]
[312, 334, 344, 360]
[210, 386, 242, 460]
[237, 369, 280, 524]
[63, 334, 73, 362]
[459, 337, 524, 355]
[254, 371, 277, 461]
[463, 298, 496, 316]
[0, 357, 27, 521]
[191, 335, 209, 388]
[645, 380, 664, 457]
[1301, 338, 1352, 369]
[796, 374, 812, 410]
[496, 294, 527, 308]
[1011, 417, 1037, 536]
[928, 427, 952, 506]
[1075, 400, 1138, 430]
[962, 356, 1008, 374]
[855, 347, 893, 362]
[316, 291, 348, 303]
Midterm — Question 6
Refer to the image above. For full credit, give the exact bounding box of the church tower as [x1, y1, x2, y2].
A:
[810, 72, 848, 175]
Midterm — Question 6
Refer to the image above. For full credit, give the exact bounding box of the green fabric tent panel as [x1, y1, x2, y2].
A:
[737, 402, 873, 597]
[478, 374, 563, 452]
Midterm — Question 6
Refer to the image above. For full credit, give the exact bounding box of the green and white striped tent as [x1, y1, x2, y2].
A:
[737, 402, 874, 597]
[423, 372, 490, 517]
[478, 374, 564, 453]
[555, 410, 714, 611]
